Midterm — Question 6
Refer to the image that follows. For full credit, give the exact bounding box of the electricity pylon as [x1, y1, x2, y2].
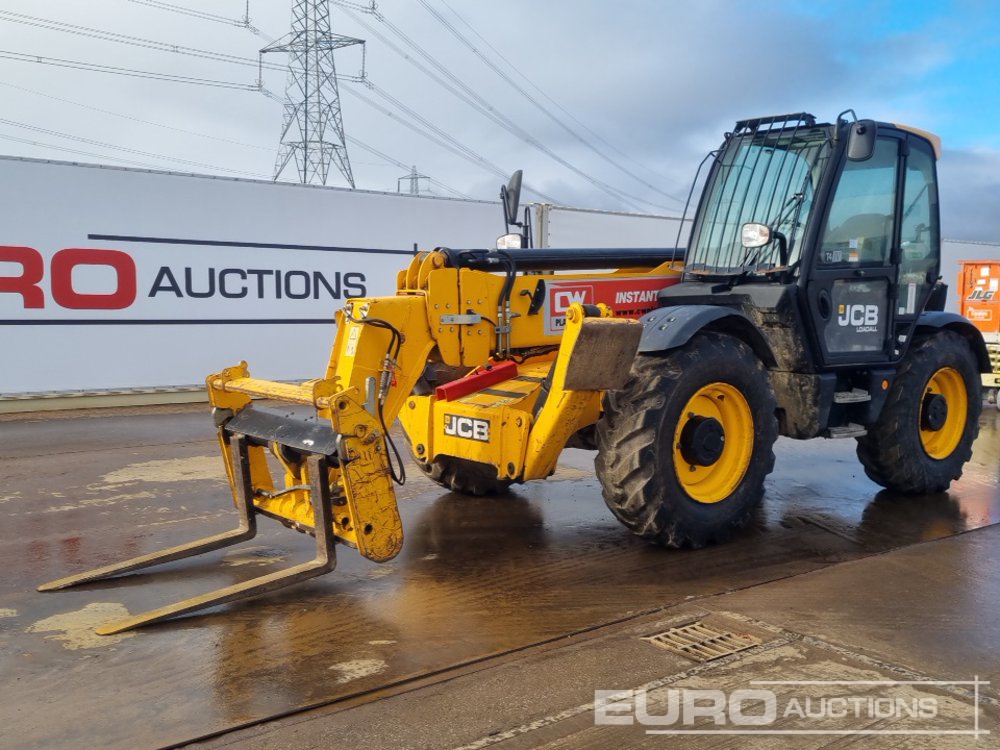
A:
[263, 0, 365, 186]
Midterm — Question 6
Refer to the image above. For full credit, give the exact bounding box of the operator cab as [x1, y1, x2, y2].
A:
[664, 111, 943, 371]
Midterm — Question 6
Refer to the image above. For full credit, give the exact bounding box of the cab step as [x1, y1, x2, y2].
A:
[826, 423, 868, 438]
[833, 388, 871, 404]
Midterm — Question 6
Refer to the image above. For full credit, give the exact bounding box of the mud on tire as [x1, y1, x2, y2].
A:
[595, 332, 778, 548]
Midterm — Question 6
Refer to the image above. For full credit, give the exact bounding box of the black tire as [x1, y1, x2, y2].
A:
[857, 331, 981, 494]
[410, 451, 514, 495]
[595, 332, 778, 548]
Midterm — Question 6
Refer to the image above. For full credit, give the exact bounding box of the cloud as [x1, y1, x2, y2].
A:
[939, 146, 1000, 242]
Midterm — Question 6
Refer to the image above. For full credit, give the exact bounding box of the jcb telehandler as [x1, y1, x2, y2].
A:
[42, 111, 990, 634]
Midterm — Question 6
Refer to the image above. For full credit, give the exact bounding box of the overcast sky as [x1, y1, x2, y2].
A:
[0, 0, 998, 243]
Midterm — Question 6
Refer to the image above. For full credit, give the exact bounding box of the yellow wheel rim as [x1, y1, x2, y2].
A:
[673, 382, 754, 504]
[919, 367, 967, 460]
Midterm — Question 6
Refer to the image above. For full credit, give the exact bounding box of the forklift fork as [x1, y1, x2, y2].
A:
[37, 434, 337, 635]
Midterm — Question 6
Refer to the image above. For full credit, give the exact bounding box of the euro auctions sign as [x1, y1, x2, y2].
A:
[0, 157, 499, 392]
[0, 247, 138, 310]
[0, 232, 409, 393]
[0, 240, 380, 321]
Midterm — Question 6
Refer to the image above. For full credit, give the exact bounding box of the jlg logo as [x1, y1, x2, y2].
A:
[0, 246, 137, 309]
[967, 288, 996, 301]
[443, 414, 490, 442]
[837, 304, 879, 328]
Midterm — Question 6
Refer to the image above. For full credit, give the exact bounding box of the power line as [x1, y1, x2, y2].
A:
[0, 79, 273, 152]
[346, 137, 469, 198]
[437, 0, 678, 191]
[341, 83, 562, 203]
[421, 0, 684, 206]
[0, 79, 453, 192]
[127, 0, 275, 42]
[0, 116, 268, 177]
[333, 3, 672, 212]
[0, 10, 287, 74]
[0, 15, 485, 194]
[126, 0, 243, 27]
[0, 131, 181, 171]
[0, 49, 260, 90]
[0, 11, 469, 189]
[3, 5, 632, 205]
[341, 86, 505, 181]
[330, 9, 520, 149]
[328, 9, 560, 201]
[259, 83, 469, 196]
[0, 5, 575, 202]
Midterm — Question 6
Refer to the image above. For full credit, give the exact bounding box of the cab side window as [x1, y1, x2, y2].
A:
[897, 140, 939, 316]
[819, 138, 899, 266]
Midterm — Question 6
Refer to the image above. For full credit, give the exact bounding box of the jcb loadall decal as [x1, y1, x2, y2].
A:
[837, 303, 880, 332]
[825, 279, 887, 352]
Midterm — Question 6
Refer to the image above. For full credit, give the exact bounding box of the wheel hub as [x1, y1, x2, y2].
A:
[921, 392, 948, 432]
[679, 415, 725, 466]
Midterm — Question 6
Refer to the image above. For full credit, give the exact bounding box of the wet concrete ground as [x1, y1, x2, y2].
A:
[0, 405, 998, 749]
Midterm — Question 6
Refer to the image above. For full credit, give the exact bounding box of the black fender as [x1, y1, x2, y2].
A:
[915, 311, 991, 373]
[637, 305, 777, 367]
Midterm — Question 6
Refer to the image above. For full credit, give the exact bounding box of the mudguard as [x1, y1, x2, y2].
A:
[637, 304, 776, 366]
[915, 311, 991, 373]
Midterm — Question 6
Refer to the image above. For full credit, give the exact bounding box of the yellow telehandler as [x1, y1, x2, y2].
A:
[41, 111, 990, 634]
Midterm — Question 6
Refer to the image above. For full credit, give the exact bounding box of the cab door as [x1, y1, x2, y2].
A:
[892, 135, 941, 338]
[806, 134, 902, 365]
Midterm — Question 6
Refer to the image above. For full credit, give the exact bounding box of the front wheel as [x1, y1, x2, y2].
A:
[857, 331, 981, 494]
[595, 332, 778, 548]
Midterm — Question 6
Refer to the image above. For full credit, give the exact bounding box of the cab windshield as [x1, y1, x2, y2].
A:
[686, 125, 832, 278]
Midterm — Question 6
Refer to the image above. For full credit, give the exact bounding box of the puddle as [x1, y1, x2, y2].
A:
[27, 602, 135, 649]
[222, 547, 290, 567]
[99, 456, 225, 487]
[328, 658, 388, 684]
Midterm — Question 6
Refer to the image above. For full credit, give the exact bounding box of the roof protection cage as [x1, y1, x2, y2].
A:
[689, 111, 829, 276]
[732, 112, 817, 135]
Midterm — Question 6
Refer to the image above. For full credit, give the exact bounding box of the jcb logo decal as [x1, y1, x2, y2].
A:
[838, 304, 879, 328]
[444, 414, 490, 442]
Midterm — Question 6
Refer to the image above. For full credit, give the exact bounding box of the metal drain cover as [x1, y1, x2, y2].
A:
[644, 621, 762, 662]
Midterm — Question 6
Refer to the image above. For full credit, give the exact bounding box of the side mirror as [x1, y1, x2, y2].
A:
[847, 120, 878, 161]
[502, 170, 523, 226]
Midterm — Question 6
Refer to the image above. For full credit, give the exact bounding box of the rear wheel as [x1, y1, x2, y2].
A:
[409, 451, 513, 496]
[857, 331, 981, 494]
[407, 363, 513, 495]
[595, 332, 778, 548]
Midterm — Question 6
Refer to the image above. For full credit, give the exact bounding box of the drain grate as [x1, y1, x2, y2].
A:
[643, 621, 762, 662]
